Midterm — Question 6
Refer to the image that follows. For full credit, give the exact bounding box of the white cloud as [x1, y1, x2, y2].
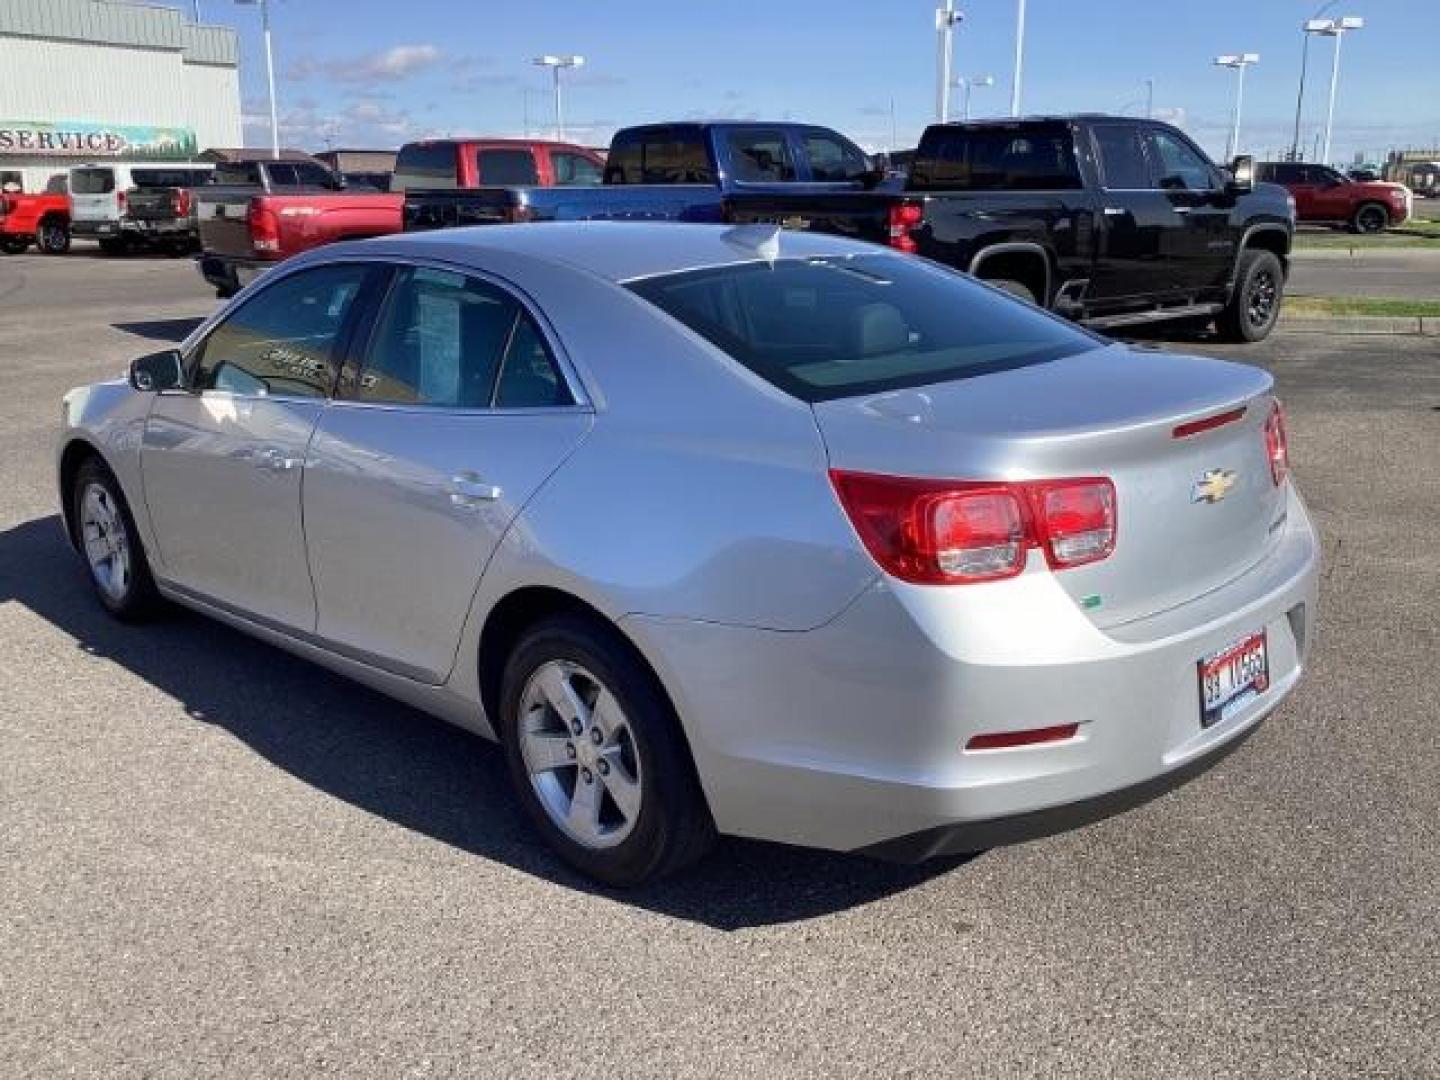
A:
[288, 44, 445, 84]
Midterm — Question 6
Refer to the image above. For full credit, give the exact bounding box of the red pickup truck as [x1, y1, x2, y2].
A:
[1257, 161, 1413, 233]
[197, 140, 602, 297]
[0, 189, 71, 255]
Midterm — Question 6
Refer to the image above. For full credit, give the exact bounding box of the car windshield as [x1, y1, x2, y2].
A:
[627, 254, 1101, 402]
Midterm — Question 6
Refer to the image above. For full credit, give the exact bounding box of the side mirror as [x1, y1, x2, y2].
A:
[1227, 155, 1255, 194]
[129, 349, 185, 393]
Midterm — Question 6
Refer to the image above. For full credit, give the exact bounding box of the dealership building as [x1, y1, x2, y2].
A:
[0, 0, 242, 193]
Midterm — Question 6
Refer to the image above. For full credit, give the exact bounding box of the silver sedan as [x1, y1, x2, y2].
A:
[58, 223, 1320, 885]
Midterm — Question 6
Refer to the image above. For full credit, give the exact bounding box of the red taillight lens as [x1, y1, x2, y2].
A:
[247, 200, 281, 255]
[887, 201, 922, 253]
[1032, 479, 1117, 568]
[116, 188, 127, 212]
[830, 471, 1116, 585]
[173, 188, 192, 217]
[1264, 401, 1289, 486]
[966, 723, 1080, 751]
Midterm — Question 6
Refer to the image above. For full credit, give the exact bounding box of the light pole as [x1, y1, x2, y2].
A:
[1144, 77, 1154, 119]
[1214, 53, 1259, 161]
[235, 0, 279, 159]
[1310, 16, 1363, 164]
[934, 2, 965, 122]
[1010, 0, 1026, 116]
[531, 55, 584, 141]
[953, 74, 995, 120]
[1289, 1, 1341, 160]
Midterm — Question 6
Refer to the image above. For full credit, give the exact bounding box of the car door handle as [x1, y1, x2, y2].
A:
[1102, 206, 1129, 216]
[1171, 205, 1193, 214]
[253, 446, 301, 473]
[449, 473, 502, 506]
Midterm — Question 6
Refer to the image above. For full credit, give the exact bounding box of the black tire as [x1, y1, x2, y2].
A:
[71, 458, 161, 621]
[1216, 248, 1284, 343]
[0, 236, 28, 255]
[498, 614, 715, 886]
[1350, 203, 1389, 234]
[38, 218, 70, 254]
[986, 277, 1039, 305]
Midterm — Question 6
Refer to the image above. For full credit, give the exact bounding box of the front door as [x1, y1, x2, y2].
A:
[141, 262, 373, 631]
[303, 264, 592, 683]
[1086, 121, 1181, 303]
[1144, 127, 1235, 294]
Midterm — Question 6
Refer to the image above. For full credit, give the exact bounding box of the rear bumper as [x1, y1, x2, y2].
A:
[73, 219, 194, 238]
[197, 253, 271, 293]
[623, 484, 1320, 856]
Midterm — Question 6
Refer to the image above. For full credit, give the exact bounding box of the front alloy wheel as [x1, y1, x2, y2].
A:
[72, 458, 159, 620]
[1353, 204, 1388, 234]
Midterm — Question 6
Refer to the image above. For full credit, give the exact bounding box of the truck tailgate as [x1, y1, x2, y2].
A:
[725, 190, 907, 247]
[197, 189, 258, 256]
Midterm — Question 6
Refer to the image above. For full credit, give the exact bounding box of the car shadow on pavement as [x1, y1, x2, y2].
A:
[111, 317, 206, 343]
[0, 514, 975, 930]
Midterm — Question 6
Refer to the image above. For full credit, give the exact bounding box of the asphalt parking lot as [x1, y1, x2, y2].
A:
[2, 251, 1437, 1078]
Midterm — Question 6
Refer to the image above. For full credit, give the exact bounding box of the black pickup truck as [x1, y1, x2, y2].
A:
[727, 115, 1295, 342]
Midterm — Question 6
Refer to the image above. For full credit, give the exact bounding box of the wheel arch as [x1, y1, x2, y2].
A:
[58, 437, 107, 550]
[1230, 224, 1290, 291]
[967, 242, 1054, 306]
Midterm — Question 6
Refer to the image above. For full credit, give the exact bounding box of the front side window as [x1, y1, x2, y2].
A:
[803, 133, 869, 182]
[477, 149, 539, 186]
[553, 152, 602, 185]
[191, 264, 370, 397]
[354, 267, 571, 409]
[725, 129, 797, 183]
[628, 255, 1098, 403]
[1091, 123, 1152, 189]
[1146, 130, 1215, 191]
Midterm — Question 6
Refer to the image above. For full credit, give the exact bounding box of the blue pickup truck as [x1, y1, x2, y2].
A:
[402, 121, 882, 231]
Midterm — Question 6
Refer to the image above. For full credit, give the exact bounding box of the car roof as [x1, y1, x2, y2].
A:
[349, 221, 891, 284]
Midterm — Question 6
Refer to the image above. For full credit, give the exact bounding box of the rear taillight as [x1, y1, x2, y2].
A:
[1264, 400, 1289, 486]
[830, 471, 1116, 585]
[887, 201, 922, 253]
[247, 200, 281, 254]
[506, 204, 534, 224]
[116, 189, 127, 212]
[173, 188, 192, 217]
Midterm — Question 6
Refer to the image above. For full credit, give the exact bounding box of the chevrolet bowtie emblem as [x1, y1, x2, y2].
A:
[1191, 468, 1238, 504]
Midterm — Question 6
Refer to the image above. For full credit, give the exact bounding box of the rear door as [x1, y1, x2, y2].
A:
[141, 263, 376, 631]
[1087, 121, 1182, 302]
[303, 263, 592, 682]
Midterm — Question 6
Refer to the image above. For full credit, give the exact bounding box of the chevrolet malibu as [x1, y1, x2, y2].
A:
[58, 223, 1319, 885]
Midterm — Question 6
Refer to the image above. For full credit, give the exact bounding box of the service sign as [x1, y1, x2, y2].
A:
[0, 120, 197, 159]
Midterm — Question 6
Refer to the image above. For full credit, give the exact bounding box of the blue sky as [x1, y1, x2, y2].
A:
[184, 0, 1437, 165]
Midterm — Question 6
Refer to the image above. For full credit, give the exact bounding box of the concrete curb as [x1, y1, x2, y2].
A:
[1277, 313, 1439, 335]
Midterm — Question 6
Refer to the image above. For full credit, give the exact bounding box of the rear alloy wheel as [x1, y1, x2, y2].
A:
[986, 277, 1039, 305]
[1351, 203, 1389, 234]
[499, 615, 714, 886]
[72, 459, 160, 620]
[1216, 248, 1284, 343]
[38, 219, 71, 254]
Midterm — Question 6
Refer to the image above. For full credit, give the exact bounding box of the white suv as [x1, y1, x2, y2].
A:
[68, 162, 214, 252]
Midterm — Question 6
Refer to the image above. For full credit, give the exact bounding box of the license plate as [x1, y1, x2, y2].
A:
[1198, 631, 1268, 727]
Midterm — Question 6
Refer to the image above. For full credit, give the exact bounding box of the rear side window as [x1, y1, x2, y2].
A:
[355, 267, 571, 409]
[1091, 123, 1153, 189]
[628, 255, 1098, 403]
[911, 126, 1081, 191]
[725, 129, 797, 183]
[803, 133, 870, 182]
[477, 149, 539, 186]
[70, 168, 115, 194]
[192, 264, 370, 397]
[553, 151, 602, 185]
[605, 129, 713, 185]
[392, 142, 456, 192]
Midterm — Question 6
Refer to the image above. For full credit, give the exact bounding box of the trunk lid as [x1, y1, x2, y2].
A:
[813, 343, 1286, 627]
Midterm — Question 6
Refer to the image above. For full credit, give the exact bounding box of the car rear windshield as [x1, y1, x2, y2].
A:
[131, 168, 211, 188]
[909, 124, 1082, 191]
[70, 168, 115, 194]
[626, 254, 1099, 403]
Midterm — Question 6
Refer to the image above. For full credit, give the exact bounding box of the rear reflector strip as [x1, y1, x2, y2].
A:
[965, 723, 1080, 751]
[1173, 406, 1247, 439]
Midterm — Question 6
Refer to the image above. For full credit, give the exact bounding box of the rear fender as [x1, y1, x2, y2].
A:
[968, 241, 1054, 305]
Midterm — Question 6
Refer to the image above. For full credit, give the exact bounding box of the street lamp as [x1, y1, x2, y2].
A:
[1308, 16, 1363, 164]
[531, 55, 584, 141]
[1214, 53, 1260, 161]
[934, 2, 964, 122]
[1009, 0, 1026, 116]
[234, 0, 279, 159]
[953, 74, 995, 120]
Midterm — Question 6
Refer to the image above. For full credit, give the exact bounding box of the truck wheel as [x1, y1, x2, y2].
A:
[1350, 203, 1389, 234]
[1216, 248, 1283, 343]
[498, 613, 715, 886]
[986, 278, 1038, 305]
[0, 237, 28, 255]
[38, 219, 71, 255]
